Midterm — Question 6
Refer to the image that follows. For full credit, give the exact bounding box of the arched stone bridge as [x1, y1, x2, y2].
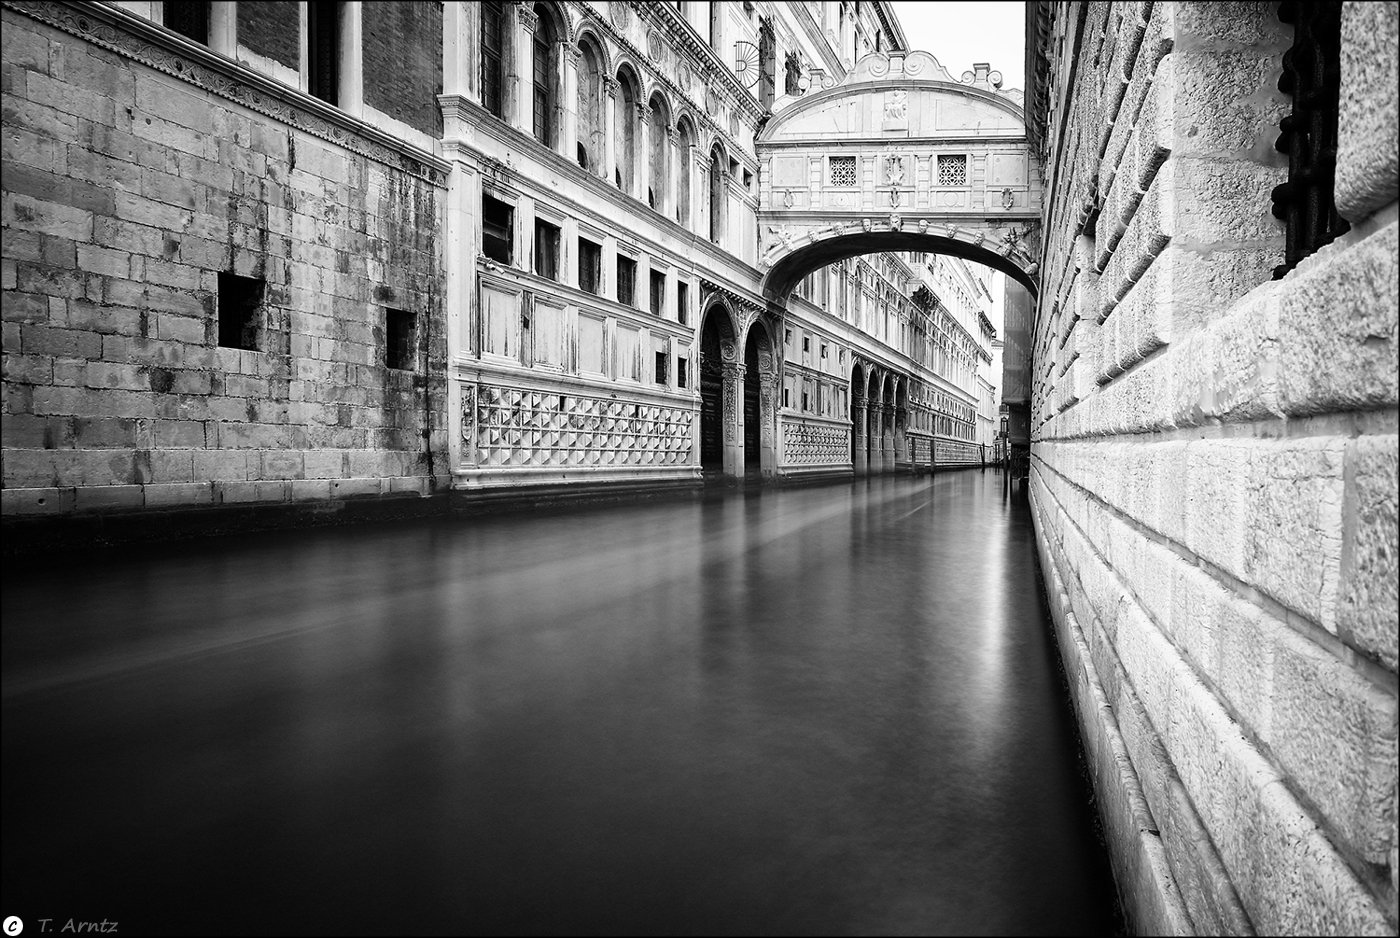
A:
[755, 52, 1042, 301]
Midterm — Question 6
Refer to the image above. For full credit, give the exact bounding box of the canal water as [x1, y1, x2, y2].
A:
[3, 471, 1122, 936]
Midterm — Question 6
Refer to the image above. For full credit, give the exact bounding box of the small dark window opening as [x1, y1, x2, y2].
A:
[218, 272, 263, 350]
[165, 2, 210, 44]
[308, 2, 340, 106]
[650, 270, 666, 316]
[655, 352, 668, 385]
[579, 238, 602, 294]
[802, 388, 810, 411]
[1271, 1, 1350, 278]
[534, 218, 560, 281]
[677, 281, 689, 325]
[677, 358, 688, 389]
[578, 143, 590, 169]
[648, 187, 657, 209]
[482, 194, 513, 264]
[783, 386, 790, 407]
[482, 1, 506, 119]
[617, 255, 637, 307]
[802, 335, 811, 353]
[386, 308, 416, 370]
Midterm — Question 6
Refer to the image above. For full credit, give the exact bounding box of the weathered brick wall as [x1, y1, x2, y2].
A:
[1030, 2, 1398, 934]
[237, 0, 300, 70]
[2, 6, 447, 515]
[363, 1, 443, 137]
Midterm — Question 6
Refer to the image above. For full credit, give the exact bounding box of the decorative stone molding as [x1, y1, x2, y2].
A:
[5, 0, 450, 187]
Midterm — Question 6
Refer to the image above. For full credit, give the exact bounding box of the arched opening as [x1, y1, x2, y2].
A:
[676, 118, 694, 228]
[880, 373, 895, 473]
[850, 362, 866, 474]
[531, 5, 559, 148]
[648, 93, 670, 213]
[576, 36, 605, 173]
[698, 306, 734, 473]
[895, 378, 909, 470]
[709, 145, 725, 244]
[867, 368, 881, 473]
[617, 67, 640, 194]
[743, 327, 764, 475]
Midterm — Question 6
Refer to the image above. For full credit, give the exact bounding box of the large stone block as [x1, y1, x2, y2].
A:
[1277, 220, 1399, 416]
[1335, 1, 1400, 222]
[1339, 434, 1400, 671]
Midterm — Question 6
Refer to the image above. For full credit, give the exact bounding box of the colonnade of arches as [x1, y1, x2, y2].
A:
[848, 362, 913, 476]
[483, 1, 736, 243]
[698, 301, 778, 478]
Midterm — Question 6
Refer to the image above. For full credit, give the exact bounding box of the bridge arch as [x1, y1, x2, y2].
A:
[755, 51, 1042, 302]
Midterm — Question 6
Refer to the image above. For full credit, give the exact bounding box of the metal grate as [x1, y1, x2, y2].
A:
[1271, 1, 1349, 278]
[937, 155, 968, 186]
[829, 156, 856, 187]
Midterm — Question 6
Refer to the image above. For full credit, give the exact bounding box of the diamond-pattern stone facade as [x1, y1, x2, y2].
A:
[782, 422, 849, 465]
[474, 385, 693, 468]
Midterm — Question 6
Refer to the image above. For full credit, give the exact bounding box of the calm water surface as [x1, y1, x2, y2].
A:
[3, 472, 1121, 935]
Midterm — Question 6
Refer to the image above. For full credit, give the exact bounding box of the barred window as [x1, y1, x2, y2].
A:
[937, 155, 968, 186]
[829, 156, 857, 187]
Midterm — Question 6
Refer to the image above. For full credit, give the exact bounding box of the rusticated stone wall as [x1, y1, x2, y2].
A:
[1030, 2, 1397, 934]
[1, 4, 448, 516]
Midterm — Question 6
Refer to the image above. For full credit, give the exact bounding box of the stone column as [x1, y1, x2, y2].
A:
[851, 393, 867, 475]
[602, 77, 618, 183]
[721, 361, 745, 477]
[561, 45, 579, 162]
[511, 2, 535, 135]
[882, 405, 895, 473]
[635, 103, 652, 203]
[759, 368, 778, 478]
[666, 124, 681, 222]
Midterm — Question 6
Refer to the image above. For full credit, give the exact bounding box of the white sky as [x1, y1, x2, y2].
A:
[888, 2, 1026, 92]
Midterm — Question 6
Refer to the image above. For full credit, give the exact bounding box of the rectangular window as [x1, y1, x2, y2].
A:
[655, 351, 668, 385]
[677, 357, 688, 389]
[385, 308, 415, 370]
[165, 1, 209, 43]
[534, 219, 560, 281]
[820, 342, 828, 360]
[307, 1, 340, 106]
[482, 194, 513, 265]
[481, 1, 505, 118]
[802, 335, 811, 353]
[650, 270, 666, 316]
[617, 325, 641, 380]
[578, 314, 605, 373]
[829, 156, 856, 187]
[617, 255, 637, 307]
[217, 272, 262, 350]
[579, 237, 602, 294]
[677, 281, 689, 325]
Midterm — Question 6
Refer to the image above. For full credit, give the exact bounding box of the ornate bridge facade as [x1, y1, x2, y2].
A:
[755, 53, 1043, 302]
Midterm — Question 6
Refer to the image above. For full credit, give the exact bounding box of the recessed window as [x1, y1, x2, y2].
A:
[830, 156, 856, 187]
[217, 272, 262, 350]
[655, 351, 668, 385]
[650, 270, 666, 316]
[481, 1, 506, 119]
[802, 335, 811, 353]
[165, 1, 210, 43]
[579, 237, 602, 295]
[534, 218, 560, 281]
[677, 357, 688, 389]
[617, 255, 637, 307]
[482, 194, 513, 265]
[821, 342, 828, 359]
[937, 155, 968, 186]
[385, 308, 416, 370]
[307, 1, 341, 106]
[677, 281, 689, 325]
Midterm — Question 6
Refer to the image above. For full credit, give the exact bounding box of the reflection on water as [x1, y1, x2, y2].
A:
[2, 472, 1120, 936]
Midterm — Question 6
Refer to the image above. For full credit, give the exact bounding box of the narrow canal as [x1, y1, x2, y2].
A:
[3, 471, 1121, 936]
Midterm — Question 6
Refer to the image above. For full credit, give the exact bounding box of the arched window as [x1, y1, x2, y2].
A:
[709, 145, 725, 243]
[618, 70, 639, 193]
[648, 95, 669, 212]
[577, 39, 604, 171]
[481, 1, 506, 119]
[676, 119, 694, 227]
[531, 6, 557, 147]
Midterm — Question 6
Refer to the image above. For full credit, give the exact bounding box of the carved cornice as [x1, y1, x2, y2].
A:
[7, 0, 450, 186]
[634, 0, 765, 125]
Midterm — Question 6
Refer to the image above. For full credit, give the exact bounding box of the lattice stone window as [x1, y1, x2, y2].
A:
[937, 155, 968, 186]
[829, 156, 857, 187]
